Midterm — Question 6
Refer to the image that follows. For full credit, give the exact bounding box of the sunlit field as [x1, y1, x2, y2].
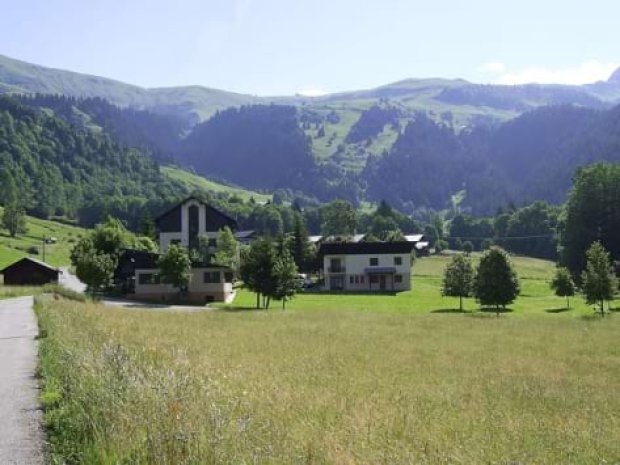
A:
[36, 254, 620, 464]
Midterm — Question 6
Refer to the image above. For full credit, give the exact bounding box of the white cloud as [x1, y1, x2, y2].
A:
[477, 62, 506, 73]
[297, 86, 328, 97]
[479, 60, 619, 86]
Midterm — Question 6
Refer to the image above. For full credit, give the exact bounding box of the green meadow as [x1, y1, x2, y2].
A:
[0, 207, 87, 270]
[36, 253, 620, 464]
[162, 166, 272, 203]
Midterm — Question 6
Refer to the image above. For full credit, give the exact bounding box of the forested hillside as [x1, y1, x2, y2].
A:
[364, 104, 620, 214]
[0, 96, 184, 220]
[179, 105, 319, 191]
[17, 94, 188, 161]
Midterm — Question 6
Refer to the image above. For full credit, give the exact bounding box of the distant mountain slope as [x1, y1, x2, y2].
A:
[0, 54, 261, 123]
[2, 54, 619, 128]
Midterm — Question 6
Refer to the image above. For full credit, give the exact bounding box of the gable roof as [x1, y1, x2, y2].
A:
[0, 257, 60, 274]
[155, 196, 238, 231]
[318, 241, 416, 256]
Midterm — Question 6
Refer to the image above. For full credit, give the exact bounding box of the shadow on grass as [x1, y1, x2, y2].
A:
[302, 290, 399, 297]
[545, 307, 571, 314]
[218, 306, 265, 313]
[431, 308, 470, 314]
[479, 307, 513, 314]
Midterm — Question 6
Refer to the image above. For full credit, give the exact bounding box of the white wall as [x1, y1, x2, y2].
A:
[159, 199, 220, 252]
[323, 253, 411, 292]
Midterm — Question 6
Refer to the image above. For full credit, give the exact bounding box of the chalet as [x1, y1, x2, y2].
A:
[155, 196, 238, 252]
[116, 197, 241, 303]
[319, 241, 415, 292]
[0, 257, 61, 285]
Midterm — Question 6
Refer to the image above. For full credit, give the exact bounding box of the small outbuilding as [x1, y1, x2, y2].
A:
[0, 257, 61, 285]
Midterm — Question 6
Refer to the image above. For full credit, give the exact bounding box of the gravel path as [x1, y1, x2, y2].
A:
[0, 296, 44, 464]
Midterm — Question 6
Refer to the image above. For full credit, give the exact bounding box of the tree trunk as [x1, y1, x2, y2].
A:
[282, 298, 286, 310]
[566, 295, 570, 309]
[256, 292, 260, 309]
[459, 295, 463, 312]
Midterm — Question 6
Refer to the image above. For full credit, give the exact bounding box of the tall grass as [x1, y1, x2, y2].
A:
[37, 297, 620, 464]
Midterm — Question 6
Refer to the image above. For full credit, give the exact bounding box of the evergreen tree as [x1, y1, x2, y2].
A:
[441, 254, 474, 311]
[550, 267, 575, 309]
[291, 214, 312, 272]
[474, 247, 520, 315]
[581, 242, 618, 315]
[158, 244, 192, 294]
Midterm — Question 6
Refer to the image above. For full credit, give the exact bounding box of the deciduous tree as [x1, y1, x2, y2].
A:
[158, 244, 192, 294]
[441, 254, 474, 312]
[474, 247, 520, 315]
[550, 267, 575, 309]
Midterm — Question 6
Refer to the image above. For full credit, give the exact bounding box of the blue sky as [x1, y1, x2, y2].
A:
[0, 0, 618, 95]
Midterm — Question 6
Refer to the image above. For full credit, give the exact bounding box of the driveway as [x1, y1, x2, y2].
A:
[59, 267, 87, 293]
[58, 268, 210, 312]
[0, 296, 44, 464]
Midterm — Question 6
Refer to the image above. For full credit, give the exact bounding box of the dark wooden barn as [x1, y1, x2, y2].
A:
[0, 257, 61, 285]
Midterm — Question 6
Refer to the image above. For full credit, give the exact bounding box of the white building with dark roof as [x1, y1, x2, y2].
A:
[318, 241, 415, 292]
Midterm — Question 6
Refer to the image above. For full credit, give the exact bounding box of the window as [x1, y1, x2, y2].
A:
[171, 239, 181, 246]
[203, 271, 221, 283]
[369, 257, 379, 266]
[370, 275, 379, 284]
[360, 275, 365, 284]
[350, 275, 354, 284]
[394, 256, 403, 266]
[394, 274, 403, 283]
[138, 273, 160, 285]
[224, 272, 234, 283]
[354, 275, 359, 284]
[208, 238, 217, 248]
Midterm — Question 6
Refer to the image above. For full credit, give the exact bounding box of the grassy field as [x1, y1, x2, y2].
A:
[36, 254, 620, 464]
[162, 166, 272, 203]
[0, 207, 87, 270]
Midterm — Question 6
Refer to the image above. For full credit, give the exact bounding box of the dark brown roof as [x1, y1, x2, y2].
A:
[0, 257, 59, 274]
[318, 241, 416, 256]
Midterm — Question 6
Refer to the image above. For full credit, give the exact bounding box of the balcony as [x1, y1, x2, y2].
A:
[328, 266, 346, 273]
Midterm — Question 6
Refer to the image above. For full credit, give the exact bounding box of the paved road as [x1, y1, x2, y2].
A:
[59, 267, 87, 293]
[0, 296, 44, 465]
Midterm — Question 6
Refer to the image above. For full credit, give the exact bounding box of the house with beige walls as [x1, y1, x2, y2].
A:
[115, 197, 240, 303]
[319, 242, 415, 292]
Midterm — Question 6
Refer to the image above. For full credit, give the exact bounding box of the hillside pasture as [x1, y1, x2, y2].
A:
[36, 254, 620, 463]
[0, 207, 87, 269]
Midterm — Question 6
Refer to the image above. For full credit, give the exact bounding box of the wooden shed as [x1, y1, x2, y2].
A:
[0, 257, 61, 285]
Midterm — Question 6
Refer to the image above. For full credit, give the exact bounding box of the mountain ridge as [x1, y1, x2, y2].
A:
[2, 53, 619, 126]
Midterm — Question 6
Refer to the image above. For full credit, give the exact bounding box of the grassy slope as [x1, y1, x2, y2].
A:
[0, 54, 261, 121]
[0, 207, 87, 270]
[162, 166, 272, 203]
[36, 254, 620, 463]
